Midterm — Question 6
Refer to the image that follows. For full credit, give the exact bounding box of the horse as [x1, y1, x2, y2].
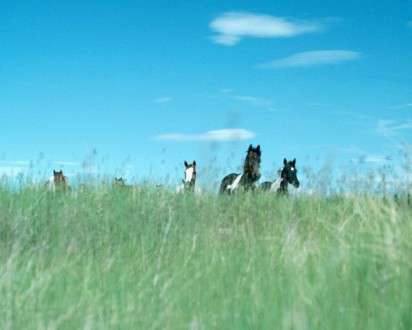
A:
[112, 177, 126, 187]
[177, 160, 197, 193]
[260, 158, 300, 194]
[219, 144, 261, 194]
[112, 177, 134, 191]
[46, 169, 69, 191]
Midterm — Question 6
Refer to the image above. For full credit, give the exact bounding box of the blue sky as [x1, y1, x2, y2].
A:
[1, 0, 412, 186]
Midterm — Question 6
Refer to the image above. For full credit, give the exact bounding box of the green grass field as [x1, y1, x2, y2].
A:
[1, 185, 411, 329]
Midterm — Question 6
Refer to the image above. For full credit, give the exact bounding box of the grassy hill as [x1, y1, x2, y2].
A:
[0, 186, 411, 329]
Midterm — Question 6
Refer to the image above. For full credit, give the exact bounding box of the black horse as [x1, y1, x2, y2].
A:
[220, 144, 261, 194]
[260, 158, 300, 194]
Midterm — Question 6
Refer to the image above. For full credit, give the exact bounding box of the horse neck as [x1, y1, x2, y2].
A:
[243, 158, 259, 183]
[184, 178, 196, 192]
[54, 176, 68, 189]
[278, 178, 289, 194]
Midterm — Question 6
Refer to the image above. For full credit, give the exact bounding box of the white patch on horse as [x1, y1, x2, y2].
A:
[270, 178, 282, 192]
[45, 177, 56, 190]
[227, 174, 242, 192]
[185, 167, 194, 183]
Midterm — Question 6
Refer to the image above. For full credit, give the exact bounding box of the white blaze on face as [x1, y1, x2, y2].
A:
[184, 166, 194, 183]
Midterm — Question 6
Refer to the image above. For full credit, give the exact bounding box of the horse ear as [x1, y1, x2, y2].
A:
[256, 145, 261, 153]
[53, 170, 57, 174]
[193, 160, 196, 166]
[292, 158, 296, 166]
[184, 161, 188, 167]
[248, 144, 253, 151]
[283, 158, 287, 166]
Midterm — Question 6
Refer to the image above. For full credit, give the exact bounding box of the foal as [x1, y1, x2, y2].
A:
[260, 158, 300, 194]
[220, 144, 261, 194]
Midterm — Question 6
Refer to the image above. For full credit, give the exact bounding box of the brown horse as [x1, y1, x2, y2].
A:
[46, 170, 69, 191]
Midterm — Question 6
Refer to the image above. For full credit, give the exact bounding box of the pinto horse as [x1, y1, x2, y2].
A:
[176, 160, 197, 193]
[260, 158, 300, 194]
[220, 145, 261, 194]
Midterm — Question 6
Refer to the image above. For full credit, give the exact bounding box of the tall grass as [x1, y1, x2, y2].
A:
[0, 185, 411, 329]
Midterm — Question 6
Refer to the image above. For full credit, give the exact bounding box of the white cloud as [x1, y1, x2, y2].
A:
[156, 128, 255, 142]
[212, 34, 240, 46]
[210, 12, 322, 46]
[258, 50, 361, 68]
[154, 97, 173, 104]
[0, 161, 29, 177]
[0, 160, 30, 166]
[0, 166, 27, 177]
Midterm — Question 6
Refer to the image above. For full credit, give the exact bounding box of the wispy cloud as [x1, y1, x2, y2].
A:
[53, 161, 79, 166]
[154, 97, 173, 104]
[0, 160, 30, 166]
[377, 119, 412, 138]
[387, 102, 412, 110]
[155, 128, 255, 142]
[218, 89, 275, 111]
[219, 88, 234, 94]
[0, 166, 27, 177]
[258, 50, 361, 69]
[353, 155, 392, 164]
[210, 12, 322, 46]
[0, 160, 30, 177]
[232, 95, 273, 108]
